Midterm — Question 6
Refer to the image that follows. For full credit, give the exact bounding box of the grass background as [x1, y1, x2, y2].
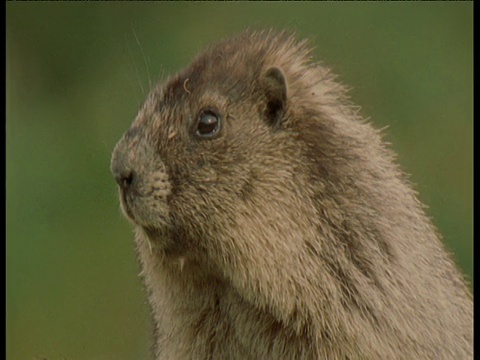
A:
[7, 3, 473, 360]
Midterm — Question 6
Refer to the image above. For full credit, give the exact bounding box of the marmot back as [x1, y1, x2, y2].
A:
[111, 30, 473, 359]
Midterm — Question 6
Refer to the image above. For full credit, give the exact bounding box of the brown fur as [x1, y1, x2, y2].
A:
[111, 30, 473, 359]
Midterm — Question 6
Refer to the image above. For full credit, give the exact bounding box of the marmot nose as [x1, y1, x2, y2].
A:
[114, 170, 137, 190]
[111, 147, 138, 191]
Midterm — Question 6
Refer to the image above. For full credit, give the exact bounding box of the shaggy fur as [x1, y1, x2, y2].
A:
[111, 30, 473, 359]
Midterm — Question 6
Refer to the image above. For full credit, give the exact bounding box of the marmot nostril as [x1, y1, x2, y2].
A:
[115, 170, 136, 190]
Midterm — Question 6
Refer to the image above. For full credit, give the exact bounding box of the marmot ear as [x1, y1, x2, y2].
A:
[261, 67, 287, 128]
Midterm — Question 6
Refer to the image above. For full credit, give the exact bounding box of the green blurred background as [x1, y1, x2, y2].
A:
[6, 3, 473, 360]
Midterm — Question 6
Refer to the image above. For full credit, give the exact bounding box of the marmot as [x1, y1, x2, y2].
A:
[111, 30, 473, 359]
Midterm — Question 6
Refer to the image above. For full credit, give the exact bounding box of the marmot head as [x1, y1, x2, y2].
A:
[111, 30, 370, 272]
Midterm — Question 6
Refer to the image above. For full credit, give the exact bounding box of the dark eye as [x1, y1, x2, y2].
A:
[195, 110, 221, 138]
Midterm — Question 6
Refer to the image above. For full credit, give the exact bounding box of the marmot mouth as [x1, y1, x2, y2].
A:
[119, 188, 171, 229]
[143, 226, 167, 240]
[119, 188, 136, 221]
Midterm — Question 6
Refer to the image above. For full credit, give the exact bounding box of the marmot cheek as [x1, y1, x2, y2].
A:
[196, 168, 219, 185]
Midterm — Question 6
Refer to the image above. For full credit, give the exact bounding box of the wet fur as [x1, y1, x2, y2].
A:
[112, 30, 473, 359]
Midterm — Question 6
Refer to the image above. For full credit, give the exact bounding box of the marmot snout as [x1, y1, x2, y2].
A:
[111, 30, 473, 359]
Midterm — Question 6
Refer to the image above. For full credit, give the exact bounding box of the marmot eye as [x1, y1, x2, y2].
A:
[196, 110, 221, 138]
